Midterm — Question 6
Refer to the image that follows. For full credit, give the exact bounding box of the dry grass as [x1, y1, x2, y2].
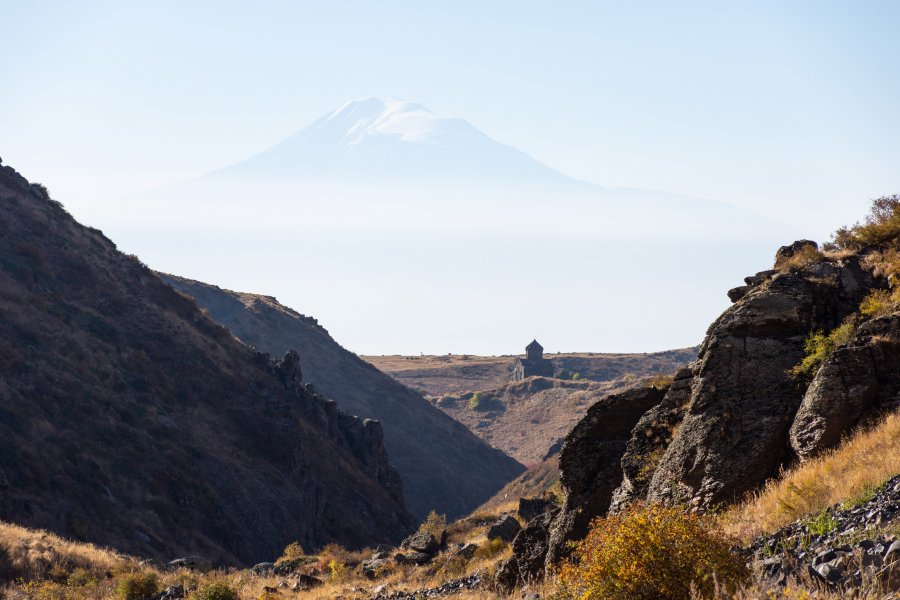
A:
[775, 245, 826, 273]
[0, 520, 128, 579]
[721, 411, 900, 542]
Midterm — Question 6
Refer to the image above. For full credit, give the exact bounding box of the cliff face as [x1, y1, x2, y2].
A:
[156, 276, 525, 520]
[503, 239, 900, 583]
[0, 165, 413, 565]
[644, 254, 875, 508]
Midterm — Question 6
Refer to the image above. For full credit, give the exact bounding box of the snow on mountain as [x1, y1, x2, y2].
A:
[213, 97, 577, 185]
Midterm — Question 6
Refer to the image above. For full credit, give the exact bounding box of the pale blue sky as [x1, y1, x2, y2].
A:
[3, 1, 900, 354]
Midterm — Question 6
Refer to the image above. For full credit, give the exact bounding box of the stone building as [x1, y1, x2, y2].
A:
[512, 339, 554, 381]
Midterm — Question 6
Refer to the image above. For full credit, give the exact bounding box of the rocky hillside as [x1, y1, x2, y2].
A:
[157, 276, 524, 519]
[498, 203, 900, 586]
[0, 163, 414, 565]
[434, 375, 661, 465]
[364, 349, 696, 397]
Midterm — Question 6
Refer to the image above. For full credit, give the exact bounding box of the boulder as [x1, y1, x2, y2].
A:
[486, 515, 521, 542]
[645, 257, 875, 509]
[404, 551, 434, 565]
[493, 557, 520, 592]
[167, 556, 212, 572]
[727, 285, 751, 303]
[400, 531, 439, 555]
[291, 575, 323, 591]
[454, 543, 478, 560]
[157, 586, 184, 600]
[745, 270, 777, 287]
[791, 314, 900, 460]
[251, 562, 275, 575]
[512, 523, 551, 583]
[517, 497, 554, 523]
[545, 385, 666, 567]
[362, 558, 388, 579]
[775, 239, 818, 266]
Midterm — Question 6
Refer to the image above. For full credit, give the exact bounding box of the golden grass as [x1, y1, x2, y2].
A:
[721, 411, 900, 542]
[0, 520, 128, 578]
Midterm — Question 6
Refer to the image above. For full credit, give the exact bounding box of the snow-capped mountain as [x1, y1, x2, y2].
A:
[160, 97, 782, 242]
[214, 97, 581, 186]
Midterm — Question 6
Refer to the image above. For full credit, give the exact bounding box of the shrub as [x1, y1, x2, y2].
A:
[327, 558, 347, 583]
[556, 504, 748, 600]
[467, 392, 483, 411]
[278, 541, 305, 562]
[116, 572, 158, 600]
[859, 288, 897, 318]
[418, 510, 447, 536]
[788, 322, 856, 379]
[190, 582, 238, 600]
[831, 195, 900, 250]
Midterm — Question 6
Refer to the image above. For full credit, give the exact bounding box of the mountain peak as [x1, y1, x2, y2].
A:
[215, 97, 572, 184]
[322, 97, 447, 146]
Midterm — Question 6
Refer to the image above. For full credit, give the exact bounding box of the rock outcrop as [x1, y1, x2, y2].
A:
[544, 386, 666, 566]
[505, 240, 894, 583]
[645, 255, 875, 508]
[791, 314, 900, 460]
[610, 363, 697, 512]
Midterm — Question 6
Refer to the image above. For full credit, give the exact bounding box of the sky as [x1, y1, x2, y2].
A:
[3, 1, 900, 355]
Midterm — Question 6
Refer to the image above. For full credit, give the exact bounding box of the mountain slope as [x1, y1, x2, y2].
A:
[0, 164, 413, 565]
[157, 275, 526, 519]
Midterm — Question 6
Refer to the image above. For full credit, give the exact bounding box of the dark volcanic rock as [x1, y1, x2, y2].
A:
[518, 496, 554, 522]
[727, 285, 751, 303]
[745, 475, 900, 592]
[493, 557, 520, 593]
[401, 531, 439, 555]
[513, 521, 553, 583]
[775, 240, 818, 266]
[646, 257, 875, 508]
[167, 557, 213, 572]
[791, 314, 900, 460]
[486, 514, 521, 542]
[611, 363, 697, 512]
[545, 386, 666, 566]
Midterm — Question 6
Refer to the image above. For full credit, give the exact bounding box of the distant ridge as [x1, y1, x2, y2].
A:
[159, 274, 526, 519]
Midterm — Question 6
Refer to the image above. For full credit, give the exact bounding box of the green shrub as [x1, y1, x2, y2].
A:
[190, 582, 238, 600]
[556, 504, 747, 600]
[467, 392, 484, 411]
[116, 572, 159, 600]
[789, 322, 857, 379]
[804, 511, 838, 535]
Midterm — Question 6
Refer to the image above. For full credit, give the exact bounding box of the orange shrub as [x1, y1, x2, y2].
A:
[556, 504, 747, 600]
